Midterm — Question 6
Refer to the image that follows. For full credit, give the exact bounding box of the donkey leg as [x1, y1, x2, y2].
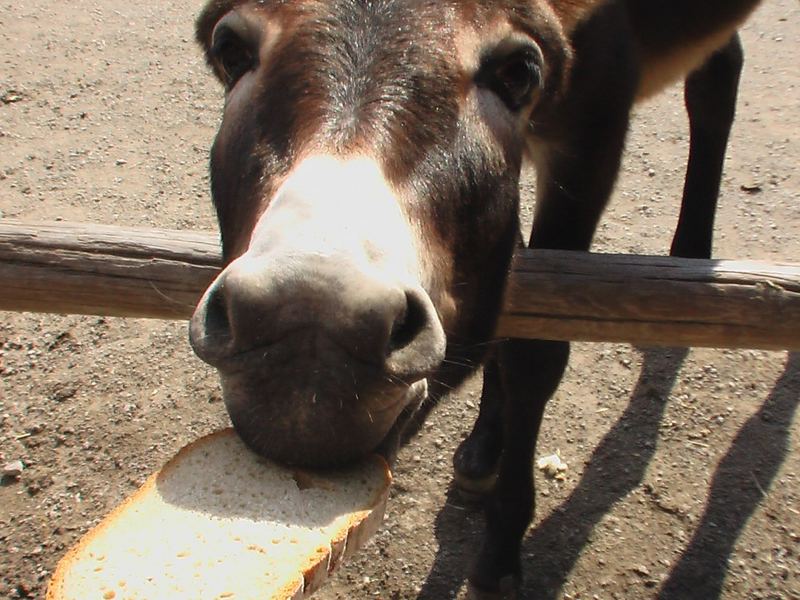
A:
[670, 33, 744, 258]
[467, 338, 570, 597]
[468, 116, 635, 600]
[453, 2, 639, 501]
[462, 7, 638, 593]
[453, 355, 506, 494]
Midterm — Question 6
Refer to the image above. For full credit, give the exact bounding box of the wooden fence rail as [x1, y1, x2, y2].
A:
[1, 220, 799, 350]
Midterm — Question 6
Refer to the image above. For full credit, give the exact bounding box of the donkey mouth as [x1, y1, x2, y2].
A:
[221, 376, 423, 467]
[214, 333, 429, 467]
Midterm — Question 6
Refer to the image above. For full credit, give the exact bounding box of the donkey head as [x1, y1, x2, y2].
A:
[190, 0, 577, 466]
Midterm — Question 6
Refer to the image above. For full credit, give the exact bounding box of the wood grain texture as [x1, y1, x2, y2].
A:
[497, 250, 800, 349]
[1, 221, 798, 349]
[0, 221, 222, 319]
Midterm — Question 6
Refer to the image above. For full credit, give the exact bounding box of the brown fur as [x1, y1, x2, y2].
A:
[547, 0, 606, 32]
[636, 20, 745, 99]
[192, 0, 765, 593]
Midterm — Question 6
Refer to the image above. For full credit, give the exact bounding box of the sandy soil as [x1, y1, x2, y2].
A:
[1, 1, 798, 598]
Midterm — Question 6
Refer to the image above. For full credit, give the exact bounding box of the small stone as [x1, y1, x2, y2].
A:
[1, 90, 25, 104]
[2, 460, 24, 481]
[15, 581, 33, 598]
[633, 565, 651, 577]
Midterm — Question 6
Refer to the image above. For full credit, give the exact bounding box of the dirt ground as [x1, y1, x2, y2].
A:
[0, 1, 798, 598]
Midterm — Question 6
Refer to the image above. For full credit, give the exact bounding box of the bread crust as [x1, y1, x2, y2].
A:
[46, 428, 391, 600]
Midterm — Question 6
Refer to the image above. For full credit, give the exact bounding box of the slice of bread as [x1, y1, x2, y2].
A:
[46, 429, 391, 600]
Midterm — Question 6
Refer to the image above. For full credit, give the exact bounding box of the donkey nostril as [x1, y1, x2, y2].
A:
[388, 291, 428, 352]
[189, 277, 237, 365]
[204, 284, 233, 343]
[384, 289, 445, 381]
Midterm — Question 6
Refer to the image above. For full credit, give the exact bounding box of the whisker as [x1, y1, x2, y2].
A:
[430, 378, 455, 391]
[442, 358, 478, 368]
[188, 331, 229, 345]
[383, 373, 406, 387]
[148, 281, 197, 309]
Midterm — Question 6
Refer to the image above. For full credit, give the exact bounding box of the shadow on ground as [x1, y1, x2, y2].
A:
[416, 350, 799, 599]
[658, 352, 799, 599]
[519, 347, 689, 597]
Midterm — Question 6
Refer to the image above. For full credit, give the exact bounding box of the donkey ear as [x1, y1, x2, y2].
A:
[196, 0, 235, 56]
[547, 0, 604, 33]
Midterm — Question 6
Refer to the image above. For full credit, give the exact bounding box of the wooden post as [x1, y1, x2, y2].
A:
[1, 220, 799, 350]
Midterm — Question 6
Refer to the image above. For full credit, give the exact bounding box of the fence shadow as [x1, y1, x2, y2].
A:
[659, 352, 800, 599]
[416, 346, 689, 599]
[416, 349, 797, 599]
[519, 347, 689, 597]
[415, 485, 484, 599]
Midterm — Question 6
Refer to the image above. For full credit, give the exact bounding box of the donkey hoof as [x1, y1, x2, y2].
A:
[453, 467, 498, 499]
[453, 437, 500, 495]
[466, 575, 519, 600]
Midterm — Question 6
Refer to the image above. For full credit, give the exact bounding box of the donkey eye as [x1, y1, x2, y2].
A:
[478, 46, 542, 111]
[211, 15, 257, 87]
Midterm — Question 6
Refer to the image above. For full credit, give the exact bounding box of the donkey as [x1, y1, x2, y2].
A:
[190, 0, 762, 595]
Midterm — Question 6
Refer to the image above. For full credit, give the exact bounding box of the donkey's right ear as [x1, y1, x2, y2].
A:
[196, 0, 239, 66]
[546, 0, 604, 33]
